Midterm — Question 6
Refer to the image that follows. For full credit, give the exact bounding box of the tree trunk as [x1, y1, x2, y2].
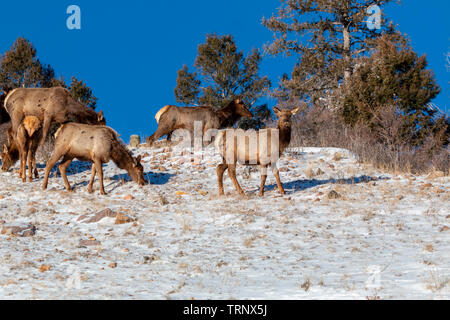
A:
[343, 24, 352, 81]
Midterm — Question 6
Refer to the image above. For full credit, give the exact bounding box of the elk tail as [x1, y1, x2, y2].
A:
[23, 116, 41, 137]
[155, 105, 171, 124]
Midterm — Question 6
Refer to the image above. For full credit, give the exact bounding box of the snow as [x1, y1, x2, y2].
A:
[0, 144, 448, 299]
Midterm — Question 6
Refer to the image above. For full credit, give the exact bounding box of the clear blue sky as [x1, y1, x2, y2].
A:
[1, 0, 448, 140]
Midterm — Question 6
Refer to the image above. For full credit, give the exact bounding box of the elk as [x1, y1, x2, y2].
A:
[3, 116, 42, 182]
[215, 107, 299, 197]
[4, 87, 105, 147]
[42, 123, 146, 195]
[1, 125, 38, 180]
[146, 98, 253, 146]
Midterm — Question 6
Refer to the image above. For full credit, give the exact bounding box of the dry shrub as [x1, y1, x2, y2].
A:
[289, 106, 449, 174]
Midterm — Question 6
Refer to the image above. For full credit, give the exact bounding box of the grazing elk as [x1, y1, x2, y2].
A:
[1, 125, 39, 180]
[215, 107, 299, 197]
[4, 116, 42, 182]
[3, 87, 105, 147]
[42, 123, 146, 195]
[146, 98, 253, 146]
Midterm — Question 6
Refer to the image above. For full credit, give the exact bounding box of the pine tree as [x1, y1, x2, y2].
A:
[263, 0, 399, 104]
[68, 77, 98, 110]
[0, 37, 55, 90]
[174, 34, 271, 128]
[339, 35, 442, 146]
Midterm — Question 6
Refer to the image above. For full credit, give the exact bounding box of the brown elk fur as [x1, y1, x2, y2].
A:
[146, 99, 253, 146]
[1, 117, 42, 182]
[4, 87, 105, 147]
[215, 107, 299, 197]
[42, 123, 146, 195]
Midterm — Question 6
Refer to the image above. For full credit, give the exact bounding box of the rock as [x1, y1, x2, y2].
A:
[1, 224, 36, 237]
[440, 226, 449, 232]
[77, 208, 117, 223]
[198, 190, 208, 196]
[327, 190, 341, 200]
[158, 166, 167, 172]
[79, 239, 102, 246]
[109, 262, 117, 268]
[420, 183, 433, 189]
[426, 171, 445, 180]
[129, 135, 141, 148]
[0, 220, 5, 225]
[124, 194, 134, 200]
[315, 168, 325, 176]
[176, 191, 188, 196]
[115, 213, 133, 225]
[38, 265, 51, 273]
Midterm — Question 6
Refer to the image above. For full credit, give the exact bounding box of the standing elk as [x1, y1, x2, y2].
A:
[1, 124, 40, 181]
[3, 87, 105, 147]
[215, 107, 299, 197]
[3, 116, 42, 182]
[42, 123, 146, 195]
[146, 98, 253, 146]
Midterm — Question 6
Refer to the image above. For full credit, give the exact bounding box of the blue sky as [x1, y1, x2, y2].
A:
[0, 0, 448, 140]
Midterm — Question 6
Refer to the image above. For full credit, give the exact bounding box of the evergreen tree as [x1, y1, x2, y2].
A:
[263, 0, 399, 104]
[68, 77, 98, 110]
[0, 37, 98, 111]
[174, 34, 271, 128]
[339, 35, 442, 146]
[0, 37, 55, 90]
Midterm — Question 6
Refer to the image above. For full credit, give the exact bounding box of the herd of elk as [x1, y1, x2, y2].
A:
[2, 86, 298, 197]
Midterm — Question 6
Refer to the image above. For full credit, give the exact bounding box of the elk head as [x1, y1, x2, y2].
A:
[97, 110, 106, 125]
[128, 155, 146, 186]
[1, 144, 16, 172]
[234, 98, 253, 119]
[273, 107, 300, 129]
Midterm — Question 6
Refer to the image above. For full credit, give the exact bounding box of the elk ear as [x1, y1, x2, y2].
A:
[3, 144, 8, 153]
[98, 110, 104, 122]
[135, 155, 142, 165]
[291, 107, 300, 115]
[273, 107, 282, 116]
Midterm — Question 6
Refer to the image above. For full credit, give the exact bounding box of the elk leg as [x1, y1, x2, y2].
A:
[259, 165, 269, 197]
[39, 115, 52, 147]
[27, 146, 33, 182]
[58, 155, 73, 192]
[146, 125, 171, 146]
[20, 150, 27, 183]
[228, 164, 245, 196]
[272, 165, 285, 195]
[94, 159, 106, 195]
[42, 152, 62, 190]
[87, 164, 96, 193]
[217, 163, 228, 196]
[31, 141, 39, 179]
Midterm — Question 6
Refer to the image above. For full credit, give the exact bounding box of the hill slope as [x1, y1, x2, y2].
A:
[0, 145, 448, 299]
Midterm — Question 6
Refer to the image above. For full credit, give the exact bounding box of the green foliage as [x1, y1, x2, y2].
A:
[338, 35, 442, 146]
[68, 77, 98, 109]
[0, 37, 98, 110]
[263, 0, 400, 104]
[0, 37, 55, 90]
[174, 34, 271, 129]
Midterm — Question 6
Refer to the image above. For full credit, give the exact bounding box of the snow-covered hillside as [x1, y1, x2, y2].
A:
[0, 145, 448, 299]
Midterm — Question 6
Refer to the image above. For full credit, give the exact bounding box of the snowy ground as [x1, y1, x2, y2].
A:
[0, 144, 448, 300]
